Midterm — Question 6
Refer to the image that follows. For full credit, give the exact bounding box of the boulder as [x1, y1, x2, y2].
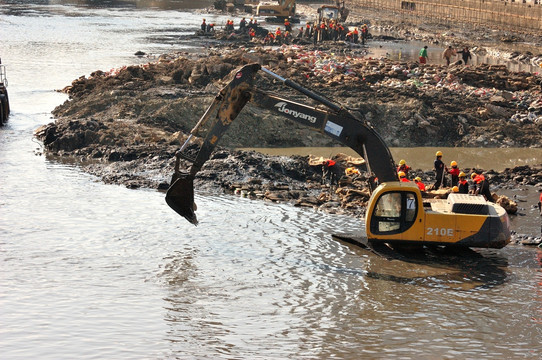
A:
[495, 194, 518, 214]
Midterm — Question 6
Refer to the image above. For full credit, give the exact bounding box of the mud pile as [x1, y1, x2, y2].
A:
[47, 45, 542, 150]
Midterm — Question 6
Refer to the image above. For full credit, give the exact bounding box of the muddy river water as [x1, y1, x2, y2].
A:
[1, 1, 541, 359]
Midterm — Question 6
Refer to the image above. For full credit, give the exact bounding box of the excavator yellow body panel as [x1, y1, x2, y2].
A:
[365, 182, 510, 248]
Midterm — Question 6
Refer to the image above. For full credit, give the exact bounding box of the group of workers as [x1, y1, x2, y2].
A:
[200, 17, 369, 46]
[323, 150, 494, 203]
[200, 18, 215, 33]
[201, 17, 260, 35]
[395, 151, 494, 202]
[419, 45, 473, 66]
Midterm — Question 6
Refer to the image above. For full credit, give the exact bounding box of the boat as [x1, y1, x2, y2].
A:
[0, 59, 10, 125]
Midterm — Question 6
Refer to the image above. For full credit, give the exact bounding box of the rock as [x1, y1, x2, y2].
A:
[496, 195, 518, 214]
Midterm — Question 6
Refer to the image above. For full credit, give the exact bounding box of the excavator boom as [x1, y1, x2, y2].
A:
[166, 63, 396, 224]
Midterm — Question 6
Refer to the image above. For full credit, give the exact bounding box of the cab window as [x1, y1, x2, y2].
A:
[370, 191, 418, 235]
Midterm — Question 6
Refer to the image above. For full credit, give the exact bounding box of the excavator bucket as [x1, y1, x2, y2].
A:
[165, 172, 198, 225]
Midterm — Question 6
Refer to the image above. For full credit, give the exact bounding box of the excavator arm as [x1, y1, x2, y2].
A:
[166, 63, 396, 224]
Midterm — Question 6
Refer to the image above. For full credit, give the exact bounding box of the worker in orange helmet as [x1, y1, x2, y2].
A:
[414, 176, 426, 191]
[398, 171, 410, 182]
[471, 172, 494, 202]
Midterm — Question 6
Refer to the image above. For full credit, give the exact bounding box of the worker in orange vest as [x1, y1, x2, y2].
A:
[414, 176, 426, 191]
[353, 27, 359, 43]
[275, 27, 282, 39]
[397, 159, 411, 178]
[398, 171, 410, 182]
[471, 172, 494, 202]
[284, 18, 292, 32]
[447, 160, 460, 187]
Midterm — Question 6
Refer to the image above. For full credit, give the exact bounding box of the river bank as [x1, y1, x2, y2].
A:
[34, 9, 542, 243]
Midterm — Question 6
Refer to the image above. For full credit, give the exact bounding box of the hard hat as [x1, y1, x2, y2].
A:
[415, 176, 422, 182]
[459, 172, 466, 178]
[435, 151, 443, 157]
[398, 171, 406, 178]
[399, 159, 406, 165]
[451, 161, 457, 167]
[452, 186, 459, 192]
[471, 172, 477, 179]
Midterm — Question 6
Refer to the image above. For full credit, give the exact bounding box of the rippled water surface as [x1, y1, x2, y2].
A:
[1, 1, 541, 359]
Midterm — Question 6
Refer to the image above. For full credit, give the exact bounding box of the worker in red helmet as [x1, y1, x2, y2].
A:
[322, 159, 339, 185]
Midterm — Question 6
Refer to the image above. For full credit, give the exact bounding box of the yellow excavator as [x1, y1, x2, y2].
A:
[256, 0, 297, 22]
[317, 1, 349, 23]
[165, 63, 511, 250]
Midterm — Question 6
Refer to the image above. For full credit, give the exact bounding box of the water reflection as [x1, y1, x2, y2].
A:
[369, 35, 541, 74]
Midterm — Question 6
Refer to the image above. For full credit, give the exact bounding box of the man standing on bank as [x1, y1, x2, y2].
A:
[419, 45, 428, 64]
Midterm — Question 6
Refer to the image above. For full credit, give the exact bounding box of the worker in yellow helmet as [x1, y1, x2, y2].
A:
[414, 176, 426, 191]
[397, 159, 411, 179]
[345, 167, 360, 176]
[433, 150, 447, 189]
[458, 171, 469, 194]
[447, 160, 460, 187]
[398, 171, 410, 182]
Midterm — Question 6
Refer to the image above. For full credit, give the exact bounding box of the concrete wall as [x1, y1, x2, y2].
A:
[350, 0, 542, 32]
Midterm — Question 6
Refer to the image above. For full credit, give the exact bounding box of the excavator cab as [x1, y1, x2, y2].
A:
[369, 188, 419, 235]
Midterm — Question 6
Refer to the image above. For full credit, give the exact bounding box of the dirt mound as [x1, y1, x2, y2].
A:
[49, 45, 542, 151]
